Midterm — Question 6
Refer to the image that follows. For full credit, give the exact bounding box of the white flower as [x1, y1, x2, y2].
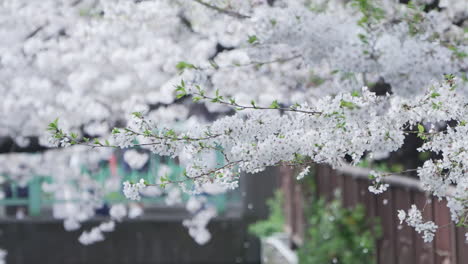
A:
[368, 184, 389, 194]
[64, 218, 81, 231]
[368, 171, 389, 194]
[78, 227, 104, 245]
[397, 210, 406, 224]
[128, 205, 144, 219]
[123, 150, 149, 170]
[400, 205, 438, 243]
[123, 179, 146, 201]
[99, 221, 115, 232]
[296, 166, 310, 180]
[183, 206, 217, 245]
[186, 196, 206, 214]
[109, 204, 127, 222]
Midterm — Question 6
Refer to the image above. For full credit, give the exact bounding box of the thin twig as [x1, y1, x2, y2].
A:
[193, 0, 250, 19]
[193, 93, 322, 115]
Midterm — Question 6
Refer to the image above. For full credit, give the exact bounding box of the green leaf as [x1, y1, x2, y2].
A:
[340, 100, 357, 109]
[357, 33, 368, 44]
[247, 35, 258, 44]
[270, 100, 280, 109]
[132, 112, 142, 118]
[417, 124, 425, 133]
[229, 98, 236, 105]
[175, 61, 197, 72]
[47, 118, 59, 131]
[431, 102, 441, 110]
[175, 81, 187, 99]
[430, 92, 440, 98]
[165, 129, 176, 138]
[444, 73, 455, 81]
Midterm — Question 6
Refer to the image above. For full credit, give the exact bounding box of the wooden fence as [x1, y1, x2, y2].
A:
[281, 164, 468, 264]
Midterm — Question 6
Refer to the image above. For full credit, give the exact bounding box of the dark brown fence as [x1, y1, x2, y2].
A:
[281, 164, 468, 264]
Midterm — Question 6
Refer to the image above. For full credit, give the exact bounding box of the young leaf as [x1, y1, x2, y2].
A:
[247, 35, 258, 44]
[270, 100, 280, 109]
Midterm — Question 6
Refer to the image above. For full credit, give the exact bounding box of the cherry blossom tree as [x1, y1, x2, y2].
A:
[1, 0, 467, 249]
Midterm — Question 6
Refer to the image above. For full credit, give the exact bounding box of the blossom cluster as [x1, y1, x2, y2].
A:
[368, 171, 389, 194]
[122, 179, 146, 201]
[90, 77, 466, 243]
[398, 205, 438, 243]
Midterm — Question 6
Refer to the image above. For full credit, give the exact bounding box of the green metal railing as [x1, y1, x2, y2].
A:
[0, 152, 240, 217]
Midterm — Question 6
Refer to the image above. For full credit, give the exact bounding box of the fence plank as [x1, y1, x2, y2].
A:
[376, 190, 396, 264]
[336, 171, 345, 205]
[433, 198, 453, 264]
[342, 174, 358, 208]
[357, 179, 377, 218]
[394, 188, 415, 264]
[328, 168, 338, 197]
[413, 192, 435, 264]
[450, 222, 457, 264]
[321, 165, 333, 201]
[280, 166, 295, 237]
[293, 183, 304, 244]
[315, 165, 324, 198]
[455, 226, 468, 263]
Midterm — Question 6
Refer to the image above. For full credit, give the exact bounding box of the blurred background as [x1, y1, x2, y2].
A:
[0, 0, 467, 263]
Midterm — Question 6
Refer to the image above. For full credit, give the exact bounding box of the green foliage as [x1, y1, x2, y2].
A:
[248, 191, 285, 238]
[176, 61, 197, 73]
[339, 100, 357, 110]
[247, 35, 258, 44]
[308, 71, 326, 86]
[417, 123, 427, 141]
[211, 89, 224, 103]
[351, 0, 385, 28]
[47, 118, 59, 131]
[298, 197, 381, 264]
[448, 45, 467, 59]
[270, 100, 280, 109]
[175, 80, 187, 99]
[250, 100, 257, 108]
[357, 159, 404, 173]
[351, 90, 360, 97]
